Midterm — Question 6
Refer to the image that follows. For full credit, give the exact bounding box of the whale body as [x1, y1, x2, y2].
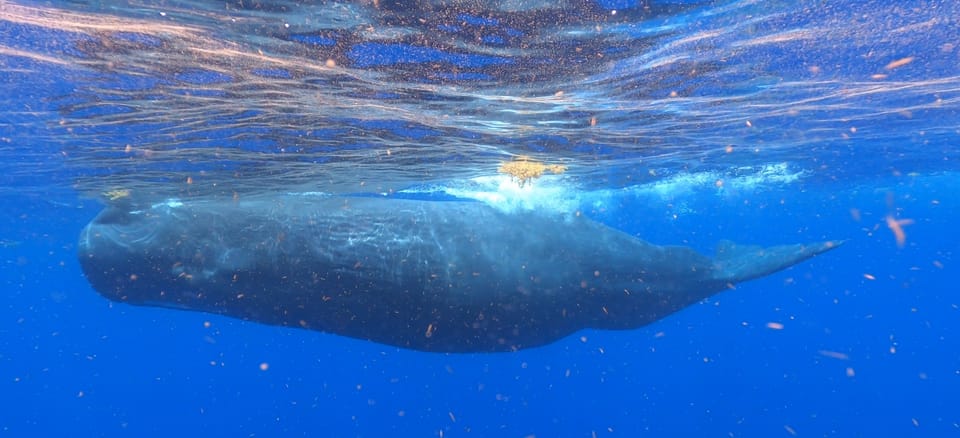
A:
[77, 195, 841, 352]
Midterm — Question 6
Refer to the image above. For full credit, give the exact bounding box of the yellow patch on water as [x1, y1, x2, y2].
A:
[497, 157, 567, 187]
[103, 189, 130, 200]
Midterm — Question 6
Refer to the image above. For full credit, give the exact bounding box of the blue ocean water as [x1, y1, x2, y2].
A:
[1, 0, 958, 436]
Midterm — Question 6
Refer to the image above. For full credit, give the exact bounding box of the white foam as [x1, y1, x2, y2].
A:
[131, 198, 183, 215]
[257, 162, 808, 217]
[285, 191, 332, 197]
[625, 162, 806, 201]
[408, 162, 806, 216]
[403, 174, 586, 215]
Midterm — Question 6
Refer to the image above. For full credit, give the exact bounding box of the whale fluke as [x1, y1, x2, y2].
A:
[713, 240, 844, 284]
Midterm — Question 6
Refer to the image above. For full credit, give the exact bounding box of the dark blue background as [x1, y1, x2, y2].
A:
[2, 173, 956, 437]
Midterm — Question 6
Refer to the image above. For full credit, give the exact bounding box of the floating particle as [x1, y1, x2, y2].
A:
[886, 215, 914, 248]
[885, 57, 915, 70]
[818, 350, 850, 360]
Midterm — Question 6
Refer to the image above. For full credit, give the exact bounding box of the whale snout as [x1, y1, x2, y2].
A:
[77, 208, 170, 304]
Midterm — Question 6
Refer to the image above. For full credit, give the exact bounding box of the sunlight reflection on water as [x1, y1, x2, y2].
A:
[0, 0, 957, 201]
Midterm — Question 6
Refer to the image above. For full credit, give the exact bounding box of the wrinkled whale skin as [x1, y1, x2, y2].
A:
[78, 196, 841, 352]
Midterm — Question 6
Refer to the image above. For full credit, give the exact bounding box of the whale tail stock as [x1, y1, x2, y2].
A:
[712, 239, 845, 284]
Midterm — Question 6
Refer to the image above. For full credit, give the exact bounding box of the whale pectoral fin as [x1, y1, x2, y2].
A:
[713, 239, 844, 284]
